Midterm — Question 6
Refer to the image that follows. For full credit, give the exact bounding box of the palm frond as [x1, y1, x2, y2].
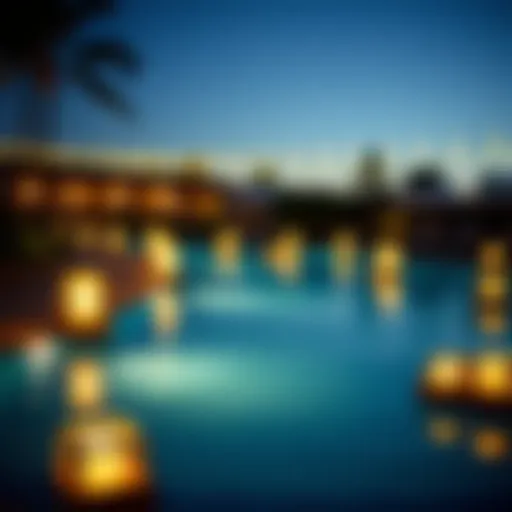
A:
[71, 39, 140, 117]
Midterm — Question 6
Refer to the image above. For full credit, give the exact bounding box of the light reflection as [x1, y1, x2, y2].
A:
[150, 288, 182, 334]
[330, 229, 358, 281]
[265, 228, 304, 282]
[472, 428, 510, 463]
[143, 227, 182, 283]
[213, 227, 243, 276]
[427, 416, 461, 446]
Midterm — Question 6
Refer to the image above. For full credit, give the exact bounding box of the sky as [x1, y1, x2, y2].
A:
[1, 0, 512, 188]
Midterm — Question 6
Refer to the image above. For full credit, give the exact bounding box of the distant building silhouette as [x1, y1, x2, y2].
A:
[405, 163, 452, 203]
[479, 168, 512, 200]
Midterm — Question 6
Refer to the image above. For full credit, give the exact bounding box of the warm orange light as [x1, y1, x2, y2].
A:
[472, 428, 509, 463]
[195, 193, 223, 218]
[57, 268, 111, 335]
[427, 417, 461, 446]
[471, 353, 511, 403]
[422, 353, 466, 399]
[72, 223, 102, 251]
[57, 180, 92, 211]
[477, 274, 508, 333]
[144, 186, 179, 213]
[14, 176, 46, 209]
[54, 416, 151, 503]
[372, 240, 405, 285]
[103, 182, 131, 211]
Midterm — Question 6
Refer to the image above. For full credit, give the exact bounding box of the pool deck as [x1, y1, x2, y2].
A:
[0, 251, 162, 351]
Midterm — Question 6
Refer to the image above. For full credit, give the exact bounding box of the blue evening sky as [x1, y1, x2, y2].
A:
[1, 0, 511, 160]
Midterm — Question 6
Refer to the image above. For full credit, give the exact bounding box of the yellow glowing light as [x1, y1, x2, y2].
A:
[57, 268, 111, 335]
[54, 416, 151, 503]
[143, 228, 182, 282]
[472, 428, 509, 463]
[423, 353, 466, 398]
[330, 229, 357, 279]
[427, 417, 461, 446]
[65, 359, 105, 412]
[267, 229, 304, 281]
[213, 227, 242, 274]
[472, 353, 511, 403]
[372, 240, 405, 290]
[152, 290, 181, 333]
[14, 176, 45, 209]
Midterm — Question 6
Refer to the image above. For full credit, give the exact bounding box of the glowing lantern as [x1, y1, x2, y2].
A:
[56, 268, 111, 336]
[143, 228, 182, 283]
[53, 415, 152, 505]
[14, 176, 46, 209]
[103, 182, 131, 212]
[427, 417, 461, 446]
[472, 428, 509, 463]
[57, 180, 92, 211]
[421, 353, 467, 401]
[65, 359, 105, 413]
[213, 227, 243, 275]
[143, 186, 178, 214]
[330, 229, 358, 280]
[471, 353, 511, 404]
[151, 289, 181, 333]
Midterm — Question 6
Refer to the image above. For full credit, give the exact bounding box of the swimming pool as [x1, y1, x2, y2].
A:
[1, 245, 511, 510]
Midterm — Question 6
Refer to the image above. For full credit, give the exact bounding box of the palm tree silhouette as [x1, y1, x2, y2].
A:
[0, 0, 140, 139]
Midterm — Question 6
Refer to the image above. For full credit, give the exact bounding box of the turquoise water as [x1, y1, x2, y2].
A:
[1, 245, 512, 510]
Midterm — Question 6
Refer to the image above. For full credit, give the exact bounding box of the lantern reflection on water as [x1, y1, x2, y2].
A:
[427, 417, 461, 446]
[65, 359, 105, 413]
[151, 289, 181, 333]
[56, 268, 111, 337]
[372, 239, 405, 311]
[421, 353, 467, 401]
[472, 428, 509, 463]
[266, 228, 304, 282]
[477, 274, 508, 333]
[478, 240, 508, 276]
[330, 229, 357, 280]
[213, 227, 242, 275]
[143, 228, 182, 283]
[471, 353, 511, 405]
[53, 415, 152, 506]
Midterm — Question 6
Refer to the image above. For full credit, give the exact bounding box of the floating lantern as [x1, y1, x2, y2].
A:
[213, 227, 243, 275]
[65, 359, 105, 413]
[53, 415, 152, 505]
[471, 352, 511, 405]
[330, 229, 357, 280]
[472, 428, 509, 463]
[427, 417, 461, 446]
[143, 228, 182, 283]
[151, 289, 181, 333]
[57, 180, 92, 211]
[421, 353, 467, 401]
[14, 175, 46, 210]
[56, 267, 111, 337]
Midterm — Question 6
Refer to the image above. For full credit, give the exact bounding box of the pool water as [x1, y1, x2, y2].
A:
[1, 245, 512, 510]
